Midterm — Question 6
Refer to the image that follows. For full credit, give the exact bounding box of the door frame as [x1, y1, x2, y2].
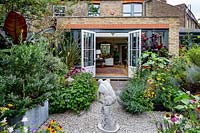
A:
[80, 30, 141, 78]
[128, 30, 141, 78]
[81, 30, 96, 77]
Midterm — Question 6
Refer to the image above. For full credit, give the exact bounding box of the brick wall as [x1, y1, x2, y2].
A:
[145, 0, 198, 29]
[100, 1, 122, 16]
[145, 0, 181, 17]
[62, 0, 197, 29]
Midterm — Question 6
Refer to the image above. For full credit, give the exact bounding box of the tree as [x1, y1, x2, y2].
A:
[0, 0, 62, 46]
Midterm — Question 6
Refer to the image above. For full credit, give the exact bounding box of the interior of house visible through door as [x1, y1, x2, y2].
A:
[95, 34, 128, 77]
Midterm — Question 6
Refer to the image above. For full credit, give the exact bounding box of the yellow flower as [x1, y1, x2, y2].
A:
[156, 77, 161, 81]
[0, 107, 9, 113]
[51, 129, 56, 133]
[149, 81, 154, 85]
[151, 91, 155, 95]
[50, 120, 56, 125]
[46, 124, 52, 131]
[7, 104, 14, 108]
[57, 125, 62, 131]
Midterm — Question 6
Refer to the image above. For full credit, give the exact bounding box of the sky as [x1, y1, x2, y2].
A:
[167, 0, 200, 20]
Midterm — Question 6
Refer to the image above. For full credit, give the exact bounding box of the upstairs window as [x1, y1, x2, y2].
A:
[123, 3, 142, 16]
[88, 4, 100, 16]
[53, 5, 65, 16]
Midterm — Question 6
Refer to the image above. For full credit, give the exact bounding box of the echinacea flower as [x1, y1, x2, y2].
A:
[175, 113, 183, 120]
[164, 112, 171, 120]
[190, 99, 198, 104]
[171, 115, 178, 123]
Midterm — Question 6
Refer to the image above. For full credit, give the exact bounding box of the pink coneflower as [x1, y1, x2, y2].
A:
[171, 114, 178, 123]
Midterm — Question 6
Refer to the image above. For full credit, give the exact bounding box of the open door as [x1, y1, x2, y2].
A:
[81, 30, 96, 77]
[128, 30, 141, 78]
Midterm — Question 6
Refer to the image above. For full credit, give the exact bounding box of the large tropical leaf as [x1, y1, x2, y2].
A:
[27, 26, 56, 42]
[4, 11, 27, 44]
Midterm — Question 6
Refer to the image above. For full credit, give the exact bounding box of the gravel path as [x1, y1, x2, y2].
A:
[41, 81, 165, 133]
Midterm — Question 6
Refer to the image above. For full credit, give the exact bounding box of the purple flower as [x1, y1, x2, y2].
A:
[15, 129, 20, 132]
[171, 115, 178, 123]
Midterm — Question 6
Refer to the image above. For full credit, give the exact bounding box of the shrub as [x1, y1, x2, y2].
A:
[145, 70, 180, 111]
[0, 40, 62, 119]
[187, 46, 200, 67]
[120, 77, 153, 114]
[49, 72, 97, 114]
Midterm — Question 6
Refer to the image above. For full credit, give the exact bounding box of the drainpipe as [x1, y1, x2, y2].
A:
[144, 1, 146, 16]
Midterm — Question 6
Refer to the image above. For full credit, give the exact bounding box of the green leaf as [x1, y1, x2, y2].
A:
[174, 94, 190, 103]
[180, 98, 190, 105]
[175, 105, 185, 110]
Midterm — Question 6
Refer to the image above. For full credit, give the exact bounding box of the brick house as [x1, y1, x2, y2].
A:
[53, 0, 199, 78]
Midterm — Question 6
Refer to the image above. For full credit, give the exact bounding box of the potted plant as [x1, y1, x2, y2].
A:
[0, 40, 63, 131]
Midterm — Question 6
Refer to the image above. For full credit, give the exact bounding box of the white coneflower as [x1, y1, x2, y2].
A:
[164, 112, 171, 120]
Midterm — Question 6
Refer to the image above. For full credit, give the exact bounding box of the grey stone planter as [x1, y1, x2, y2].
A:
[22, 100, 49, 131]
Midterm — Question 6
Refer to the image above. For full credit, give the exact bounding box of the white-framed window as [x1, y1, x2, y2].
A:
[123, 3, 142, 16]
[53, 5, 65, 16]
[88, 4, 100, 16]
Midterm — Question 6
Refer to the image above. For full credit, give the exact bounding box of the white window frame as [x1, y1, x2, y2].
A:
[123, 3, 143, 16]
[53, 5, 65, 17]
[88, 3, 100, 16]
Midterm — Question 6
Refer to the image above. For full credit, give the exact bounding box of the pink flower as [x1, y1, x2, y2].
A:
[189, 99, 198, 104]
[171, 115, 178, 123]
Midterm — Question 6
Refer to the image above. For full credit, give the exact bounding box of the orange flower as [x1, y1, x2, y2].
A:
[57, 125, 62, 131]
[197, 93, 200, 97]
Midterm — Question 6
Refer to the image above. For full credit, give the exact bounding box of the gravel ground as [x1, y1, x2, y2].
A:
[43, 101, 165, 133]
[41, 81, 165, 133]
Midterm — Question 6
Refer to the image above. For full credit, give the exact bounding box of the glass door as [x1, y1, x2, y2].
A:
[81, 30, 96, 77]
[128, 30, 141, 78]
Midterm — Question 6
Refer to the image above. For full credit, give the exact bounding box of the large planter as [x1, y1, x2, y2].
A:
[22, 100, 49, 131]
[7, 100, 49, 131]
